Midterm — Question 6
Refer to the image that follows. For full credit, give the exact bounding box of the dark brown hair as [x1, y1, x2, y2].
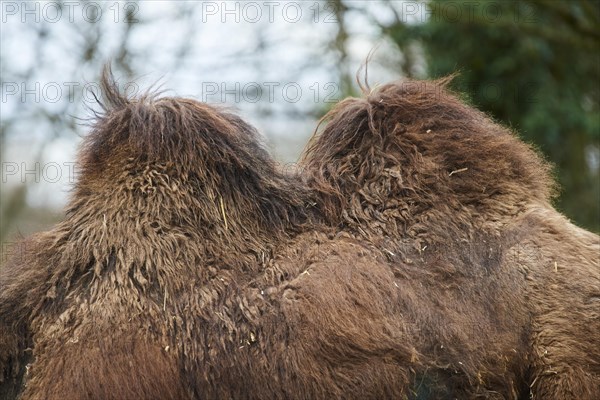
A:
[0, 66, 318, 399]
[302, 78, 555, 239]
[299, 78, 600, 398]
[2, 72, 598, 400]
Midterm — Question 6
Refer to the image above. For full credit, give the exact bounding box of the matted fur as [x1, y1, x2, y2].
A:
[301, 78, 556, 240]
[300, 79, 600, 398]
[1, 71, 598, 399]
[0, 66, 320, 399]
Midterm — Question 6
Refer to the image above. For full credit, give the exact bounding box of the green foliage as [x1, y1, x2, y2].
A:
[387, 0, 600, 232]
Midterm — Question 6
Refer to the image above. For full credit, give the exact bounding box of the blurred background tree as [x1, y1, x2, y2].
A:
[381, 0, 600, 232]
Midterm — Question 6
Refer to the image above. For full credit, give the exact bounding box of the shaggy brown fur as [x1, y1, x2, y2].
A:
[0, 66, 319, 399]
[300, 78, 600, 398]
[1, 71, 598, 400]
